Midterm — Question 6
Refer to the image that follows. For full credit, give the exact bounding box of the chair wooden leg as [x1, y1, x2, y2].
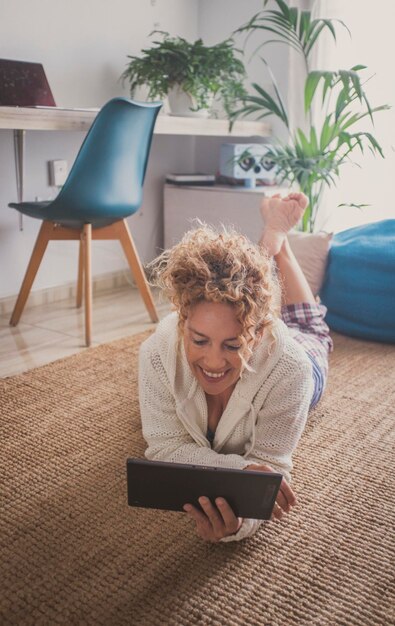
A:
[117, 219, 159, 323]
[10, 221, 52, 326]
[83, 224, 92, 347]
[76, 236, 84, 308]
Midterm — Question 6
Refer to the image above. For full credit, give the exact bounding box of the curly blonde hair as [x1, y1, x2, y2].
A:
[149, 224, 281, 352]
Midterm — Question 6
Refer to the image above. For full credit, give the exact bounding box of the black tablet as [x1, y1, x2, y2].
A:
[127, 458, 282, 520]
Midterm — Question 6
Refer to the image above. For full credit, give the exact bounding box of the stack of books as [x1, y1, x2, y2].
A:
[165, 173, 216, 186]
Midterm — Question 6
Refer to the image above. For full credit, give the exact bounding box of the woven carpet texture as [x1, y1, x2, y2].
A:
[1, 331, 394, 626]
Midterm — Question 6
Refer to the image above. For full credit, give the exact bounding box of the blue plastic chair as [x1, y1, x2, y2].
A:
[9, 97, 162, 346]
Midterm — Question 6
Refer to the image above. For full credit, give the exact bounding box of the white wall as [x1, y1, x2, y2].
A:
[0, 0, 291, 300]
[1, 0, 200, 108]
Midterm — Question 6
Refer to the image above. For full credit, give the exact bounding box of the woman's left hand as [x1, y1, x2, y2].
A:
[244, 463, 297, 520]
[183, 497, 242, 542]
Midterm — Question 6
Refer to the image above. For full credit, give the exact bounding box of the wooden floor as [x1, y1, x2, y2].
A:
[0, 286, 171, 378]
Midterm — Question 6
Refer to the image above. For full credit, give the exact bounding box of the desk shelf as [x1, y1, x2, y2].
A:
[0, 106, 271, 137]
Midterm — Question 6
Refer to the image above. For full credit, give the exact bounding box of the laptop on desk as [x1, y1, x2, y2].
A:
[0, 58, 56, 107]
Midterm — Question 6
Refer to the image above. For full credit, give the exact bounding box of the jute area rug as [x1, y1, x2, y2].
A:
[1, 330, 394, 626]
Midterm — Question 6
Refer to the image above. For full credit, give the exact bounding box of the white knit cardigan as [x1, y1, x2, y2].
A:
[138, 312, 313, 541]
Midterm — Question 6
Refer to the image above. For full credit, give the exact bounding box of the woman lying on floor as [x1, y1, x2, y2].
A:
[138, 193, 333, 542]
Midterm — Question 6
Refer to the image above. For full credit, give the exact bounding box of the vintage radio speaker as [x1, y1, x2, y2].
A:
[219, 143, 278, 187]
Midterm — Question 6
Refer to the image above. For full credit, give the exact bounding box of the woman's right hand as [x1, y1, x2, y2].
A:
[244, 463, 297, 520]
[183, 497, 243, 542]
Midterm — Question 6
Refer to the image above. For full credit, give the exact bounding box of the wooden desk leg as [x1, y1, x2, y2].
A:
[76, 236, 84, 308]
[10, 221, 51, 326]
[117, 219, 159, 323]
[13, 129, 26, 231]
[83, 224, 92, 347]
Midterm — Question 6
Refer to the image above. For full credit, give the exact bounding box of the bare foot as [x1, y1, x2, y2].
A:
[259, 193, 308, 256]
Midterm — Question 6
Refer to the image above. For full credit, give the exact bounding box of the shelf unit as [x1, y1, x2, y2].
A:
[164, 183, 286, 249]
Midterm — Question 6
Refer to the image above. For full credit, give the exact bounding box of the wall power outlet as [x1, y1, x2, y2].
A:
[48, 160, 68, 187]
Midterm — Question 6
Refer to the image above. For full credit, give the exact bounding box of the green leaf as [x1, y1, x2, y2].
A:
[296, 128, 311, 155]
[320, 114, 335, 150]
[351, 64, 367, 72]
[338, 203, 371, 210]
[260, 57, 289, 127]
[305, 18, 350, 57]
[299, 10, 311, 42]
[335, 85, 350, 120]
[350, 71, 363, 100]
[244, 82, 289, 125]
[310, 126, 319, 152]
[304, 71, 325, 113]
[289, 7, 298, 29]
[268, 0, 292, 20]
[337, 110, 360, 132]
[305, 21, 328, 57]
[362, 132, 385, 158]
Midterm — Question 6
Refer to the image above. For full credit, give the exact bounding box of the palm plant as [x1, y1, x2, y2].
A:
[236, 0, 389, 232]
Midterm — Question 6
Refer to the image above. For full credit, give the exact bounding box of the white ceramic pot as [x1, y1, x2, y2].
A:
[167, 85, 213, 118]
[131, 85, 170, 115]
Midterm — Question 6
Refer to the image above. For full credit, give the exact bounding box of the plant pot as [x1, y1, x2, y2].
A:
[167, 85, 213, 118]
[131, 85, 170, 115]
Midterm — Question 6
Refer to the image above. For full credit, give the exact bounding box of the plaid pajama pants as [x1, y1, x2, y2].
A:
[281, 302, 333, 409]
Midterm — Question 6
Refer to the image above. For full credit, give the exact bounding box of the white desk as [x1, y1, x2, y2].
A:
[0, 106, 271, 136]
[0, 106, 271, 229]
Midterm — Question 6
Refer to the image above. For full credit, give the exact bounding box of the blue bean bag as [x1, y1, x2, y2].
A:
[320, 219, 395, 343]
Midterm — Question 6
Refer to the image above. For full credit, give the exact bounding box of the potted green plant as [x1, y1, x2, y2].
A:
[121, 31, 247, 119]
[235, 0, 390, 232]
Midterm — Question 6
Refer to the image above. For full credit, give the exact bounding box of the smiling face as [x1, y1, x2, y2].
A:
[183, 300, 245, 397]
